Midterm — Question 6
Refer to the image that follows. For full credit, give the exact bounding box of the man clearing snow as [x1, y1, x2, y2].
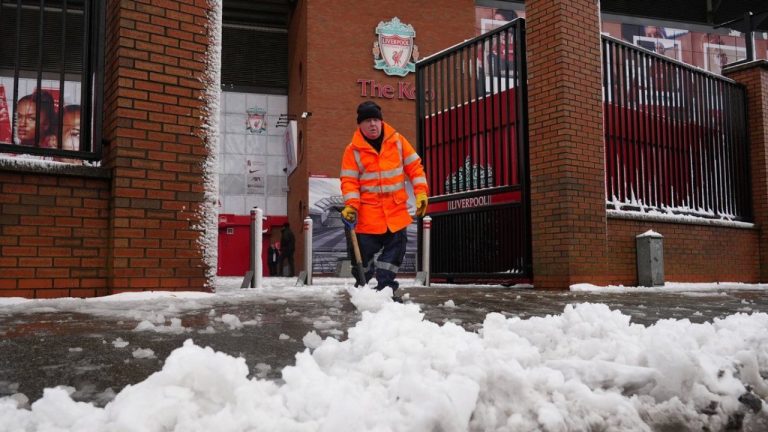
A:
[339, 101, 429, 295]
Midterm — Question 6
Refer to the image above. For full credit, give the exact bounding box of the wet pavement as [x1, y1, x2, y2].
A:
[1, 284, 767, 407]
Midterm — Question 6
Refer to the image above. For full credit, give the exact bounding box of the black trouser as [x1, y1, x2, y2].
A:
[354, 229, 407, 290]
[279, 254, 295, 277]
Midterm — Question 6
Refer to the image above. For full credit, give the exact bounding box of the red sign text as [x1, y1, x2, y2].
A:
[357, 79, 415, 100]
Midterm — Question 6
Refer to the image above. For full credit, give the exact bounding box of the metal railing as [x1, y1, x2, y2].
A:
[0, 0, 105, 161]
[415, 19, 531, 282]
[602, 35, 751, 221]
[417, 19, 527, 198]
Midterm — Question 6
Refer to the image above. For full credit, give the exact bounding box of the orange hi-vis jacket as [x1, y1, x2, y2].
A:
[340, 122, 428, 234]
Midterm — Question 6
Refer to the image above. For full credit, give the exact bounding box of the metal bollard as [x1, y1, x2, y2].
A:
[303, 216, 313, 285]
[636, 230, 664, 287]
[422, 216, 431, 287]
[250, 207, 263, 289]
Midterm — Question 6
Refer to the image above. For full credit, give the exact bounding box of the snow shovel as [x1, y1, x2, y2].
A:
[345, 225, 367, 287]
[337, 206, 367, 287]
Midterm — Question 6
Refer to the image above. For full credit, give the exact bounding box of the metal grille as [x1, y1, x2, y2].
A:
[603, 35, 751, 221]
[417, 20, 526, 197]
[0, 0, 104, 161]
[221, 25, 288, 93]
[430, 204, 528, 281]
[416, 19, 531, 283]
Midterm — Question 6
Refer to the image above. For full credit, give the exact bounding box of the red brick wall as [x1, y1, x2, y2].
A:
[724, 62, 768, 281]
[606, 218, 759, 284]
[286, 0, 309, 266]
[526, 0, 608, 289]
[2, 2, 763, 297]
[288, 0, 476, 270]
[0, 170, 110, 298]
[100, 0, 213, 293]
[304, 0, 475, 178]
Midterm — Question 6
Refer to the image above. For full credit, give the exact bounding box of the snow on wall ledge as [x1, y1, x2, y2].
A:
[195, 0, 223, 288]
[606, 192, 755, 226]
[607, 209, 755, 230]
[0, 155, 106, 177]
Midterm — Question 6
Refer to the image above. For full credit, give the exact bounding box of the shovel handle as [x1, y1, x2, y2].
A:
[349, 229, 363, 265]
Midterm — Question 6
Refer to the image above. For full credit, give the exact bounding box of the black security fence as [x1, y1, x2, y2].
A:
[602, 35, 751, 221]
[416, 19, 531, 283]
[0, 0, 105, 161]
[430, 204, 528, 280]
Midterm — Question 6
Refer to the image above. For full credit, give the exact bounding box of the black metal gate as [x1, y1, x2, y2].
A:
[415, 19, 531, 284]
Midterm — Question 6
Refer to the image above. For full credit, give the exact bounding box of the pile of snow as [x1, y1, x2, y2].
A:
[347, 286, 396, 312]
[2, 302, 766, 431]
[111, 338, 129, 349]
[134, 317, 189, 334]
[219, 314, 244, 330]
[131, 348, 155, 360]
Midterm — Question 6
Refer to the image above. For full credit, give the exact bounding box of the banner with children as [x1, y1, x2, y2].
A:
[0, 77, 82, 161]
[0, 86, 10, 144]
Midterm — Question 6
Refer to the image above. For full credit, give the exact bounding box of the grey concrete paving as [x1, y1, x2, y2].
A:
[1, 286, 767, 407]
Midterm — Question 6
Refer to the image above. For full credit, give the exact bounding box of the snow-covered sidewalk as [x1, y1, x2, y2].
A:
[0, 278, 767, 431]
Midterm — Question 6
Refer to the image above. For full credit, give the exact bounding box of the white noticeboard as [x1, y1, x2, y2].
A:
[246, 157, 265, 194]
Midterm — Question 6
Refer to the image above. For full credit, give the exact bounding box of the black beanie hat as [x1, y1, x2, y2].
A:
[356, 101, 383, 124]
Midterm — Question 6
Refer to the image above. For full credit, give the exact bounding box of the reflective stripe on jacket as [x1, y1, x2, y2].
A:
[340, 122, 428, 234]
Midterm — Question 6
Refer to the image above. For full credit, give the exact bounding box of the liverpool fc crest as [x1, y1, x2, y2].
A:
[372, 17, 418, 77]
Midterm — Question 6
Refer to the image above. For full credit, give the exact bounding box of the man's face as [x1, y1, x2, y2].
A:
[16, 100, 49, 145]
[645, 26, 663, 38]
[359, 118, 382, 140]
[62, 111, 81, 151]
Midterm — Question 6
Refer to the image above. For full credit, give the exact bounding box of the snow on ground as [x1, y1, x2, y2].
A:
[572, 281, 768, 293]
[0, 277, 350, 333]
[0, 278, 767, 431]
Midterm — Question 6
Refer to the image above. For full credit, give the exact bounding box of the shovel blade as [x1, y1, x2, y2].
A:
[353, 263, 367, 287]
[344, 226, 368, 287]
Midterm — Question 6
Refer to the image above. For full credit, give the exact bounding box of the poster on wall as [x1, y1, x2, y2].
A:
[475, 7, 525, 93]
[601, 21, 754, 73]
[0, 86, 11, 144]
[246, 157, 265, 194]
[476, 6, 523, 36]
[475, 4, 765, 76]
[632, 35, 683, 60]
[704, 43, 747, 74]
[619, 25, 687, 61]
[308, 177, 418, 275]
[10, 87, 61, 148]
[0, 79, 82, 154]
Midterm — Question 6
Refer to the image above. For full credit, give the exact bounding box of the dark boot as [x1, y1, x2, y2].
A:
[374, 279, 399, 292]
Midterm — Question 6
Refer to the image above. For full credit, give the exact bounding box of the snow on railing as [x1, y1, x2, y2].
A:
[602, 36, 751, 222]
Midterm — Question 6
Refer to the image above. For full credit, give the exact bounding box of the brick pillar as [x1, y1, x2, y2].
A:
[724, 61, 768, 282]
[525, 0, 607, 289]
[102, 0, 214, 293]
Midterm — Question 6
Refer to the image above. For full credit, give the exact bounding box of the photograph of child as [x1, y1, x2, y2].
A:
[15, 90, 57, 148]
